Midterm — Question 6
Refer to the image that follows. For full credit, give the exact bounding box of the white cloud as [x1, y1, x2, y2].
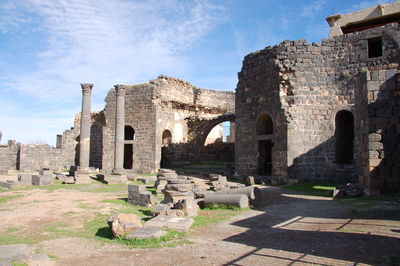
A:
[0, 0, 226, 99]
[301, 0, 326, 17]
[0, 0, 226, 144]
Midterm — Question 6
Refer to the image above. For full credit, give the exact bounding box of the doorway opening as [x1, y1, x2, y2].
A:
[256, 114, 273, 175]
[335, 110, 354, 164]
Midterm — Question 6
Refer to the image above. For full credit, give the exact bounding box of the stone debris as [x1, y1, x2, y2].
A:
[209, 174, 229, 191]
[32, 174, 53, 186]
[154, 169, 178, 193]
[18, 173, 33, 185]
[126, 227, 167, 240]
[107, 213, 142, 238]
[215, 186, 257, 201]
[151, 203, 173, 217]
[0, 180, 23, 189]
[333, 183, 364, 198]
[203, 194, 249, 209]
[128, 184, 153, 207]
[144, 215, 194, 232]
[162, 175, 199, 217]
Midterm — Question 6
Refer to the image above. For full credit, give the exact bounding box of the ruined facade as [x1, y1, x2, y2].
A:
[235, 6, 400, 194]
[101, 76, 235, 174]
[0, 76, 234, 175]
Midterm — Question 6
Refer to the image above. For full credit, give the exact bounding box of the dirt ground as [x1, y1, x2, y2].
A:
[1, 174, 399, 266]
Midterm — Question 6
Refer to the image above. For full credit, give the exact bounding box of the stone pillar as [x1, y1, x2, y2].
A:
[75, 83, 93, 183]
[107, 84, 128, 184]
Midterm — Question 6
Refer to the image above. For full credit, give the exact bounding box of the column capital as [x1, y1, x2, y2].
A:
[114, 84, 126, 96]
[81, 83, 93, 96]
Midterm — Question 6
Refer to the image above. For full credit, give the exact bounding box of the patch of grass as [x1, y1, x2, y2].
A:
[12, 262, 28, 266]
[102, 199, 152, 217]
[78, 203, 97, 209]
[5, 226, 22, 233]
[115, 230, 187, 249]
[192, 208, 247, 228]
[282, 183, 336, 197]
[0, 194, 23, 203]
[42, 221, 69, 234]
[82, 184, 127, 193]
[0, 232, 36, 245]
[47, 253, 58, 259]
[53, 214, 189, 248]
[203, 204, 249, 211]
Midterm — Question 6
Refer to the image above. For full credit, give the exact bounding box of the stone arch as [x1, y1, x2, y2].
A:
[186, 113, 235, 162]
[124, 125, 135, 140]
[123, 125, 135, 169]
[162, 129, 172, 146]
[335, 110, 354, 164]
[256, 113, 273, 135]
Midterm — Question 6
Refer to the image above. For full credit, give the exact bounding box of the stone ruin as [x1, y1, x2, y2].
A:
[108, 168, 262, 239]
[0, 168, 54, 189]
[0, 2, 399, 196]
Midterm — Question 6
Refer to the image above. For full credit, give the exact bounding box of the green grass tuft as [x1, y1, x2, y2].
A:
[283, 183, 336, 197]
[0, 194, 24, 203]
[192, 208, 247, 228]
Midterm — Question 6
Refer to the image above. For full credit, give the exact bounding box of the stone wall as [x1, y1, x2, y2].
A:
[102, 75, 235, 174]
[357, 70, 400, 194]
[235, 23, 399, 186]
[0, 141, 19, 174]
[102, 85, 156, 174]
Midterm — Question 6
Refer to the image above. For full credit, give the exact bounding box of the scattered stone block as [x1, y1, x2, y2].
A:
[39, 168, 52, 177]
[32, 174, 53, 186]
[203, 194, 249, 209]
[151, 203, 172, 217]
[107, 213, 142, 238]
[176, 197, 198, 217]
[126, 227, 167, 239]
[18, 174, 33, 185]
[0, 180, 22, 189]
[128, 185, 153, 207]
[144, 215, 194, 232]
[105, 174, 128, 184]
[333, 183, 364, 198]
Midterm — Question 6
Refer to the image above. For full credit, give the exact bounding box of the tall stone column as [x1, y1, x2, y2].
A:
[75, 83, 93, 183]
[108, 84, 128, 184]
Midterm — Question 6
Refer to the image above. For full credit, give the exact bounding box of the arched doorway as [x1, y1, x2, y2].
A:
[256, 114, 273, 175]
[335, 110, 354, 164]
[161, 129, 172, 167]
[203, 121, 235, 162]
[124, 125, 135, 169]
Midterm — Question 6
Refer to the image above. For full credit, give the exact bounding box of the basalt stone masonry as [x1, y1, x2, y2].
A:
[101, 75, 235, 174]
[235, 22, 400, 194]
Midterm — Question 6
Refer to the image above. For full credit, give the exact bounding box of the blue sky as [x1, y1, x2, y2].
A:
[0, 0, 395, 145]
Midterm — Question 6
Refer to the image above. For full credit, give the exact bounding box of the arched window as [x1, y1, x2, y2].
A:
[256, 114, 273, 135]
[125, 126, 135, 140]
[162, 130, 172, 146]
[335, 110, 354, 164]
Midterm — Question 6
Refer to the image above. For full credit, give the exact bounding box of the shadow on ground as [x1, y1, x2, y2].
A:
[223, 186, 400, 265]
